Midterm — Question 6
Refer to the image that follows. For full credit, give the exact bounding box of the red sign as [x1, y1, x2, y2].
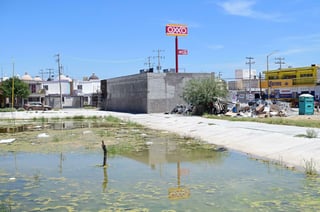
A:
[168, 187, 190, 200]
[166, 24, 188, 36]
[178, 49, 188, 55]
[178, 168, 190, 176]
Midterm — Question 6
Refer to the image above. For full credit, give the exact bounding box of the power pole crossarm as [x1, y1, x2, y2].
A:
[275, 57, 285, 69]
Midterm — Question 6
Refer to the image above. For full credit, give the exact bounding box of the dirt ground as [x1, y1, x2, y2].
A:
[285, 109, 320, 121]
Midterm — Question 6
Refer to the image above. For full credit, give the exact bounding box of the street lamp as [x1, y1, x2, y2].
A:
[266, 50, 278, 99]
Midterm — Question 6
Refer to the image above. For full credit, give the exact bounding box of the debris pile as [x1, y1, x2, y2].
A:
[227, 99, 292, 118]
[210, 98, 229, 115]
[170, 99, 293, 118]
[170, 104, 194, 115]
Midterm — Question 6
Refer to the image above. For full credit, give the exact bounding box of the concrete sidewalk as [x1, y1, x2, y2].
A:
[109, 112, 320, 173]
[1, 109, 320, 172]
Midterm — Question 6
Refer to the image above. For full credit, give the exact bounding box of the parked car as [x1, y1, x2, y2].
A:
[23, 102, 52, 111]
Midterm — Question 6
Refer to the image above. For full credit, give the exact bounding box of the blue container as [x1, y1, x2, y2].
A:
[299, 94, 314, 115]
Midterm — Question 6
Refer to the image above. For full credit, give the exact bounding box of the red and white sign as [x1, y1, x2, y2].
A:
[168, 187, 190, 200]
[178, 168, 190, 176]
[178, 49, 188, 55]
[166, 24, 188, 36]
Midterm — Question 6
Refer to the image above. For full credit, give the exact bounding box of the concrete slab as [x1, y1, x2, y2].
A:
[1, 109, 319, 173]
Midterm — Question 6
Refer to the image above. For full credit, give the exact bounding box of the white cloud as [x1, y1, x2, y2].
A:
[217, 0, 284, 21]
[219, 0, 255, 16]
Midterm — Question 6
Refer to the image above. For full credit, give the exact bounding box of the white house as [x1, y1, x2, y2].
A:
[73, 73, 101, 106]
[42, 74, 72, 96]
[8, 71, 102, 108]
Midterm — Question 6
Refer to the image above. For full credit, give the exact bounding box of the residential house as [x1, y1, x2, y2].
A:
[73, 73, 101, 107]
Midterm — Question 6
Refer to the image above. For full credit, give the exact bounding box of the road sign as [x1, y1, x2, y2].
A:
[178, 49, 188, 55]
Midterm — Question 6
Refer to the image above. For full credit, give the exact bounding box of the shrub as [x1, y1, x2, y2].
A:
[306, 129, 318, 138]
[304, 159, 318, 176]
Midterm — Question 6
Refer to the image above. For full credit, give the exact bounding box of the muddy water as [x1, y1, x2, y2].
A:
[0, 119, 320, 211]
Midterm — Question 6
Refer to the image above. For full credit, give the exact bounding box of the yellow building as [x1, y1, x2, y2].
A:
[261, 65, 320, 104]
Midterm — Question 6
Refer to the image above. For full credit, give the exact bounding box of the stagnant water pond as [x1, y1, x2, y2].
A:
[0, 118, 320, 211]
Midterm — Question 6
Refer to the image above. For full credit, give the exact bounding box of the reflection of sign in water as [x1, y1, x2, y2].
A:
[168, 187, 190, 200]
[178, 168, 190, 176]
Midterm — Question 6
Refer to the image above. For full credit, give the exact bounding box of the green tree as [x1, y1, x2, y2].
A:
[182, 77, 228, 114]
[0, 77, 30, 105]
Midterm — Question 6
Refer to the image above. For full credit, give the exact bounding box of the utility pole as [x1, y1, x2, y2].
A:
[39, 68, 54, 81]
[246, 57, 255, 100]
[47, 68, 54, 81]
[267, 50, 278, 99]
[55, 54, 63, 109]
[153, 49, 165, 72]
[259, 72, 262, 98]
[144, 56, 153, 69]
[275, 57, 285, 69]
[12, 60, 14, 109]
[39, 69, 45, 81]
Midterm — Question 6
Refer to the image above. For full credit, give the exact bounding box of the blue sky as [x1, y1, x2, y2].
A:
[1, 0, 320, 81]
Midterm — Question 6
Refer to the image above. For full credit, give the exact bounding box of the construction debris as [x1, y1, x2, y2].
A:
[227, 99, 292, 118]
[170, 104, 194, 115]
[170, 98, 294, 118]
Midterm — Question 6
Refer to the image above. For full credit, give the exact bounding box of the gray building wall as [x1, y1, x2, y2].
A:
[105, 74, 148, 113]
[102, 72, 213, 113]
[47, 95, 84, 108]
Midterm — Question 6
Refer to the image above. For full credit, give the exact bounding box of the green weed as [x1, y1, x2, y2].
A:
[304, 158, 318, 176]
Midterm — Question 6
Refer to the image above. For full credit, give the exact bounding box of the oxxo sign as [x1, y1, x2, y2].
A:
[166, 24, 188, 36]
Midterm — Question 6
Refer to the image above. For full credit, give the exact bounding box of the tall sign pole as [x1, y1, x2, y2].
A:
[166, 24, 188, 73]
[175, 36, 178, 73]
[12, 60, 14, 110]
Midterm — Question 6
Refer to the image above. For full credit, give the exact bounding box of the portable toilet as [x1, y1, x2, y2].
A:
[299, 94, 314, 115]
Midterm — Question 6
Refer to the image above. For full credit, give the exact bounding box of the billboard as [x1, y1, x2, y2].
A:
[166, 24, 188, 36]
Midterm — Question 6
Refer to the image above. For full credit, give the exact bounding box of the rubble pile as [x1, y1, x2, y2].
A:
[170, 99, 293, 118]
[170, 104, 194, 115]
[226, 100, 292, 118]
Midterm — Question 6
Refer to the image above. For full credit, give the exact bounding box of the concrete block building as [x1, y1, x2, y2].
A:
[101, 72, 214, 113]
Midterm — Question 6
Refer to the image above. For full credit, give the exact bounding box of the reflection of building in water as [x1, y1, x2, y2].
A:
[51, 121, 91, 130]
[148, 137, 177, 166]
[121, 137, 227, 168]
